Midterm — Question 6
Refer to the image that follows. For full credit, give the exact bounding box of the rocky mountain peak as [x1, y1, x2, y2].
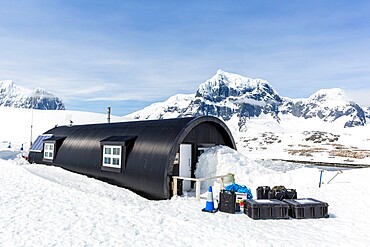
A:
[308, 88, 348, 105]
[125, 70, 369, 129]
[180, 70, 283, 130]
[0, 80, 65, 110]
[196, 70, 281, 103]
[281, 88, 366, 127]
[0, 80, 15, 94]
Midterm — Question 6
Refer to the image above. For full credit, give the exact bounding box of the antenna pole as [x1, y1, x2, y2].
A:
[107, 106, 111, 123]
[30, 109, 34, 147]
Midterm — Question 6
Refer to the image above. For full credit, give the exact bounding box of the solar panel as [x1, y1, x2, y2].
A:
[29, 134, 52, 152]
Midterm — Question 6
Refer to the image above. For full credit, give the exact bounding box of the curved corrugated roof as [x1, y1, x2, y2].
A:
[30, 116, 236, 199]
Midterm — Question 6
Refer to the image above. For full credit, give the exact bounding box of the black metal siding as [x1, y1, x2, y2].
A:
[28, 116, 236, 199]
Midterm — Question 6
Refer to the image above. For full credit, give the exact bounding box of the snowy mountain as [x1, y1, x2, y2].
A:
[126, 94, 194, 120]
[181, 70, 282, 131]
[0, 80, 65, 110]
[365, 107, 370, 119]
[281, 89, 367, 128]
[127, 70, 283, 130]
[126, 70, 368, 129]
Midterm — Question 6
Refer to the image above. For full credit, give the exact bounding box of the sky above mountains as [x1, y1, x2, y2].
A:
[1, 1, 370, 115]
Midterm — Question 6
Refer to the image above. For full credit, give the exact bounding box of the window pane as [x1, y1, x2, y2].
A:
[113, 148, 120, 155]
[104, 147, 111, 154]
[104, 157, 111, 164]
[44, 150, 53, 159]
[112, 158, 120, 165]
[45, 144, 54, 151]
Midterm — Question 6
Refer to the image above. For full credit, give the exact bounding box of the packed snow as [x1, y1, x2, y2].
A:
[1, 106, 370, 246]
[1, 149, 370, 246]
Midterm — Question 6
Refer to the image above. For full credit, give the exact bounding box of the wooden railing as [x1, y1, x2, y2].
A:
[172, 173, 234, 201]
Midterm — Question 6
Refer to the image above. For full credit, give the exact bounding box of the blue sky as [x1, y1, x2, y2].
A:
[1, 1, 370, 115]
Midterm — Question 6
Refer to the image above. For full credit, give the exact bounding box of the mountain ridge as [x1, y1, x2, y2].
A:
[0, 80, 65, 110]
[126, 70, 368, 129]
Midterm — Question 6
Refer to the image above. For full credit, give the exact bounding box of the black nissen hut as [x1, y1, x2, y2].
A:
[28, 116, 236, 200]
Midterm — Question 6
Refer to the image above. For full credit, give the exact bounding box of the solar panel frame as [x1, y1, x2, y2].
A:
[29, 134, 53, 152]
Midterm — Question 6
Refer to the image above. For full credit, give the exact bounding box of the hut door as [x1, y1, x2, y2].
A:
[179, 144, 192, 191]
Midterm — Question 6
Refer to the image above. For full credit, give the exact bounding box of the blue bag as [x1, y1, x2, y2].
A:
[225, 183, 253, 199]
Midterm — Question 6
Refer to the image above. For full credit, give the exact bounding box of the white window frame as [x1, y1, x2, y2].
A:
[44, 143, 55, 160]
[102, 145, 122, 168]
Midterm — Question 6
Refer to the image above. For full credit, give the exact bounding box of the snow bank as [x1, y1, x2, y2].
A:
[194, 146, 325, 199]
[195, 146, 272, 192]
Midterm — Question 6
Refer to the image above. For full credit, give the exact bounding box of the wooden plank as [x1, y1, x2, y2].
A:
[172, 174, 234, 201]
[196, 181, 201, 201]
[173, 178, 177, 197]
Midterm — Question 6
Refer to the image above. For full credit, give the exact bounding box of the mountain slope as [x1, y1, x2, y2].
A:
[281, 88, 366, 127]
[181, 70, 282, 130]
[129, 70, 283, 130]
[0, 80, 65, 110]
[125, 70, 368, 129]
[126, 94, 194, 119]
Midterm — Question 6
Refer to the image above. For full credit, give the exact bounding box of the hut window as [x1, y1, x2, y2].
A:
[100, 135, 136, 173]
[44, 143, 54, 160]
[102, 145, 122, 168]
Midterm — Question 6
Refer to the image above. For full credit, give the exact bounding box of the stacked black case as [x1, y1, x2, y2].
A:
[244, 199, 290, 220]
[256, 186, 270, 199]
[268, 188, 297, 200]
[283, 198, 329, 219]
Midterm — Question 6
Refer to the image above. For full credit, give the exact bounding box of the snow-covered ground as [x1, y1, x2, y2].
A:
[231, 114, 370, 165]
[1, 106, 370, 246]
[1, 148, 370, 246]
[0, 106, 125, 151]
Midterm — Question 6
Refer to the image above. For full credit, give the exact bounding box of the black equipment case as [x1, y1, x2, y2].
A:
[268, 187, 297, 201]
[256, 186, 270, 199]
[244, 199, 289, 220]
[283, 198, 329, 219]
[219, 190, 237, 214]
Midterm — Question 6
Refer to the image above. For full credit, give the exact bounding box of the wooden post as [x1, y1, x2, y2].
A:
[196, 180, 201, 201]
[173, 177, 177, 197]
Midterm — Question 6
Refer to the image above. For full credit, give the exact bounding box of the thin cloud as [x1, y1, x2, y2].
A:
[346, 89, 370, 107]
[1, 1, 370, 115]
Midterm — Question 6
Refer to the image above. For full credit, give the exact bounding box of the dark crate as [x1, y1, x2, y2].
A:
[219, 190, 236, 214]
[285, 189, 297, 199]
[256, 186, 270, 199]
[283, 198, 329, 219]
[268, 188, 297, 200]
[244, 199, 289, 220]
[268, 190, 285, 200]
